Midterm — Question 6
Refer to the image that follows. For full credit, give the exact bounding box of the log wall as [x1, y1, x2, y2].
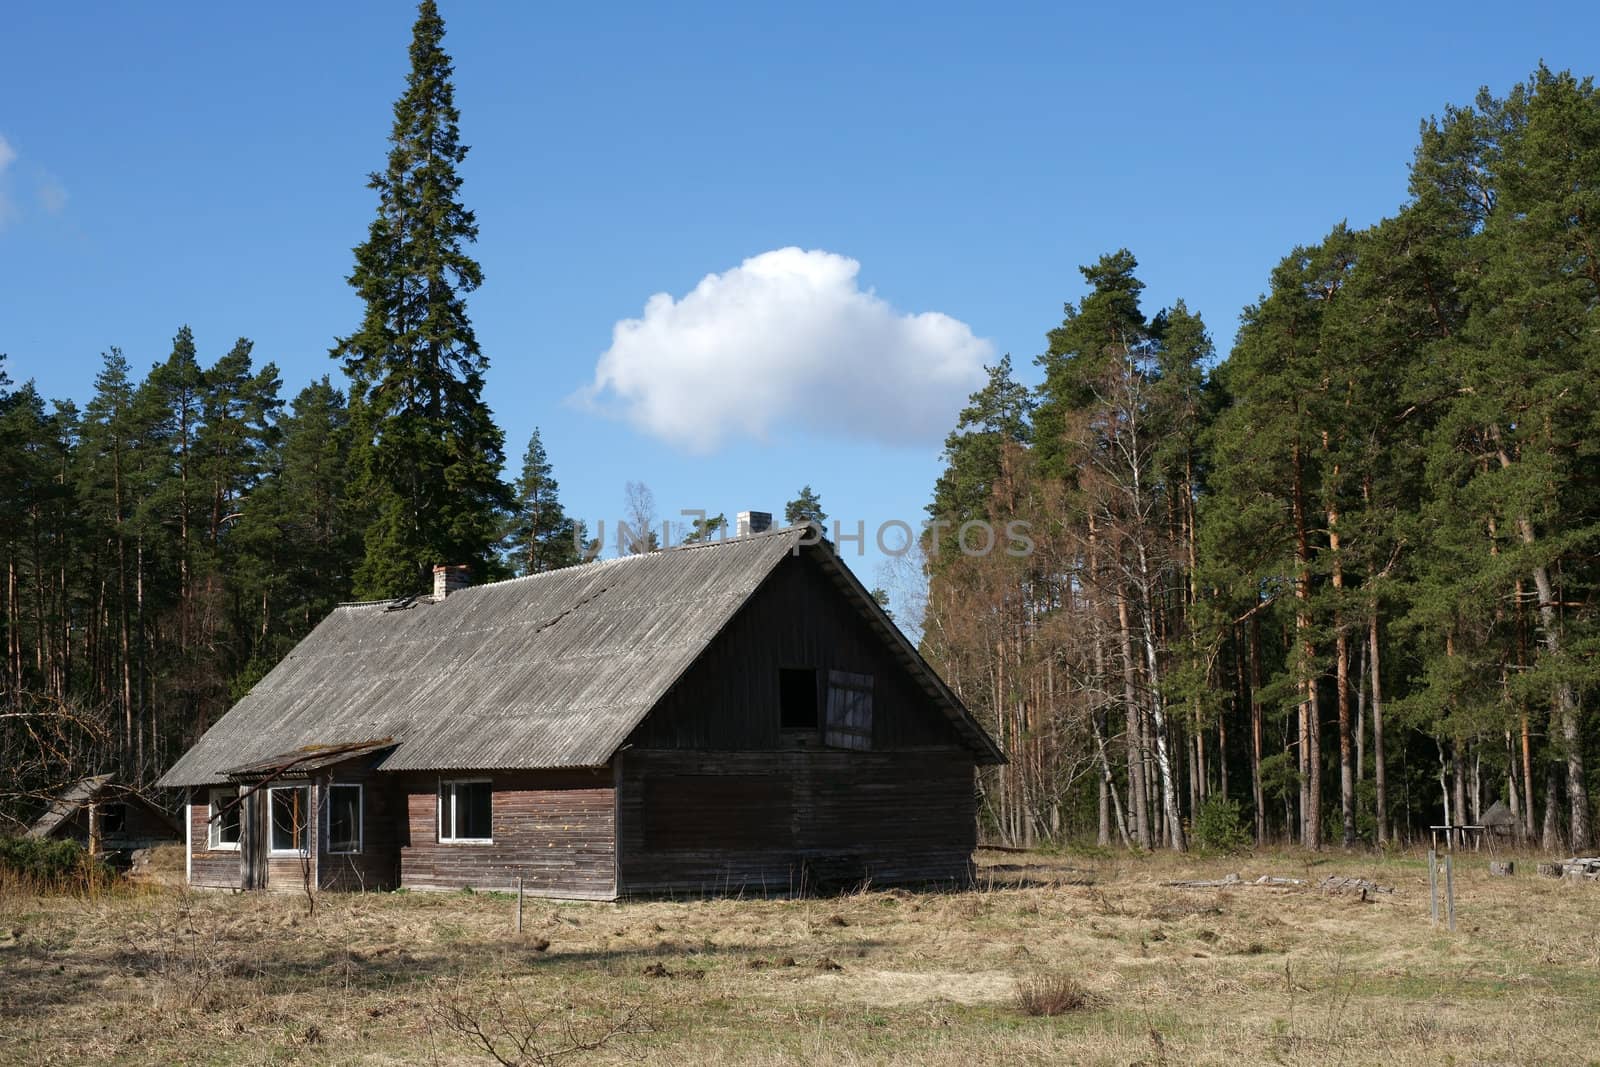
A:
[395, 769, 616, 899]
[186, 791, 242, 889]
[616, 748, 976, 894]
[316, 768, 402, 892]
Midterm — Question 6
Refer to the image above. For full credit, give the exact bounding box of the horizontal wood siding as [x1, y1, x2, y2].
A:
[628, 552, 965, 752]
[317, 768, 403, 892]
[396, 770, 616, 899]
[187, 792, 241, 889]
[617, 749, 976, 895]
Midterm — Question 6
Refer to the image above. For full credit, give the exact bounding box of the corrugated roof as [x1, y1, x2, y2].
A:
[157, 527, 1002, 788]
[27, 775, 113, 838]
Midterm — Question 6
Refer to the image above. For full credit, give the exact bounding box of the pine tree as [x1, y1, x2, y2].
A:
[783, 486, 827, 530]
[506, 428, 578, 574]
[334, 0, 510, 598]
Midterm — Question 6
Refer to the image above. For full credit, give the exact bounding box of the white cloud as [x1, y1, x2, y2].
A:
[0, 135, 15, 173]
[578, 248, 993, 453]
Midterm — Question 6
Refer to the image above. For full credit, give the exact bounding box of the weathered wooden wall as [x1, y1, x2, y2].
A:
[57, 798, 179, 850]
[316, 767, 403, 892]
[187, 790, 242, 889]
[630, 552, 966, 752]
[616, 549, 981, 895]
[395, 769, 616, 899]
[616, 749, 976, 894]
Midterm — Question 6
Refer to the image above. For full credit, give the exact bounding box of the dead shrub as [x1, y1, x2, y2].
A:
[1014, 972, 1092, 1017]
[430, 977, 650, 1066]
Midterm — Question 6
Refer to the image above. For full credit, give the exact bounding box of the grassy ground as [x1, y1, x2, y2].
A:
[1, 847, 1596, 1065]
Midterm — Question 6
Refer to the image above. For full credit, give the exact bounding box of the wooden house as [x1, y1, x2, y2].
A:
[27, 775, 182, 856]
[156, 523, 1004, 898]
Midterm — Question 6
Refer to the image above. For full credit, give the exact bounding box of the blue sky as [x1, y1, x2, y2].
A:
[3, 2, 1596, 613]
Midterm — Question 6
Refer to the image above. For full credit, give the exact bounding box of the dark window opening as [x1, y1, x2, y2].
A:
[779, 668, 819, 730]
[327, 784, 362, 853]
[99, 802, 126, 835]
[439, 780, 492, 841]
[270, 785, 311, 853]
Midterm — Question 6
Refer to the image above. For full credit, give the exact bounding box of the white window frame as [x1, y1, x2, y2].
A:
[324, 782, 364, 855]
[207, 786, 241, 851]
[268, 784, 312, 857]
[438, 778, 493, 844]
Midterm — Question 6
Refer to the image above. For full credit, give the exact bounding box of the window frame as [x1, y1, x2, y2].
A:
[324, 782, 364, 855]
[267, 784, 312, 857]
[207, 787, 241, 851]
[438, 778, 494, 844]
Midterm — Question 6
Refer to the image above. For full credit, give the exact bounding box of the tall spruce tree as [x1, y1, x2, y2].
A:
[506, 428, 578, 574]
[334, 0, 510, 598]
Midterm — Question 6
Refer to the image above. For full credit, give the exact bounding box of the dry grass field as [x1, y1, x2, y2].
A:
[2, 847, 1597, 1065]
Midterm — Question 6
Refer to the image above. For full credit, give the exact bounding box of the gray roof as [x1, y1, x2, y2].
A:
[158, 529, 1000, 787]
[28, 775, 113, 838]
[27, 774, 180, 839]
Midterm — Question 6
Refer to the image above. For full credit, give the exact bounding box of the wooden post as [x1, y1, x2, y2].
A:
[1428, 849, 1438, 926]
[1444, 853, 1456, 933]
[516, 876, 524, 934]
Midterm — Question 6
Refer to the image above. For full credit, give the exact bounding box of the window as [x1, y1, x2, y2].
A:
[824, 670, 874, 750]
[779, 668, 819, 730]
[269, 785, 311, 854]
[99, 802, 127, 836]
[438, 780, 492, 842]
[208, 788, 241, 851]
[325, 783, 363, 854]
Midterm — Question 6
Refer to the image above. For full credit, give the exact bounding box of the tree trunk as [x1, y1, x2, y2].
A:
[1292, 444, 1320, 849]
[1116, 586, 1149, 848]
[1369, 613, 1388, 847]
[1250, 616, 1265, 846]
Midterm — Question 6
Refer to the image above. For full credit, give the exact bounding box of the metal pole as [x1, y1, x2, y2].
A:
[516, 876, 524, 934]
[1444, 853, 1456, 933]
[1428, 849, 1438, 926]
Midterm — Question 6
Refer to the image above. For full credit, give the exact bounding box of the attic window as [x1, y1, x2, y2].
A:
[208, 788, 241, 851]
[779, 668, 819, 730]
[99, 802, 126, 835]
[824, 670, 874, 751]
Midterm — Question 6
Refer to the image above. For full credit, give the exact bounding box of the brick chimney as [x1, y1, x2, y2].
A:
[735, 511, 772, 538]
[432, 564, 470, 600]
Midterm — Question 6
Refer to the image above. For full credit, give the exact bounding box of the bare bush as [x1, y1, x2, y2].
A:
[1014, 972, 1093, 1017]
[429, 977, 651, 1066]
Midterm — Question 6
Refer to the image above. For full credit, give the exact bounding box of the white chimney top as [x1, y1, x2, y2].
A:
[736, 511, 772, 537]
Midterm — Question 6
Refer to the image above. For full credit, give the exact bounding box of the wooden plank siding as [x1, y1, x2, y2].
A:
[616, 549, 981, 895]
[395, 770, 616, 899]
[616, 750, 976, 894]
[187, 791, 242, 890]
[631, 551, 965, 752]
[315, 766, 402, 892]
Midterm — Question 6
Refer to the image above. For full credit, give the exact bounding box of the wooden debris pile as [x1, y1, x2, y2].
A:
[1165, 873, 1305, 889]
[1317, 876, 1394, 900]
[1537, 857, 1600, 881]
